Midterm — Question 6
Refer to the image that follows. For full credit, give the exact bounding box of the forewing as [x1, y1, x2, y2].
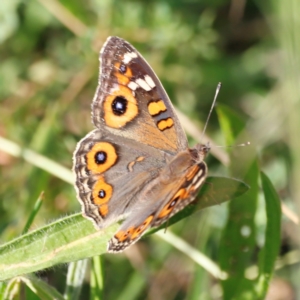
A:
[92, 36, 188, 154]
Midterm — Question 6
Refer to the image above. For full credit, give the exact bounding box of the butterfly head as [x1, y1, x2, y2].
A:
[192, 142, 210, 163]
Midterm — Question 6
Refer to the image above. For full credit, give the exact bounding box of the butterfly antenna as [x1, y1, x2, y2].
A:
[215, 141, 251, 148]
[200, 82, 222, 143]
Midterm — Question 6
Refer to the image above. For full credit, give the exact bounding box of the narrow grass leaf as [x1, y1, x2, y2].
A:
[90, 256, 103, 300]
[5, 275, 64, 300]
[255, 172, 281, 298]
[22, 191, 44, 235]
[0, 136, 73, 184]
[64, 259, 89, 300]
[217, 105, 259, 299]
[156, 230, 227, 279]
[115, 272, 146, 300]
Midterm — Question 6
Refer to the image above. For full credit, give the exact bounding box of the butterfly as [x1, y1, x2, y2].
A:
[73, 36, 210, 253]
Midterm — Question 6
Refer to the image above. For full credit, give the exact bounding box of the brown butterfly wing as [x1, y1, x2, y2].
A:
[92, 36, 188, 154]
[108, 151, 208, 252]
[73, 37, 209, 253]
[73, 128, 167, 229]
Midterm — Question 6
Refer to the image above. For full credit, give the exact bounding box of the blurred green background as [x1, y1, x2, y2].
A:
[0, 0, 299, 299]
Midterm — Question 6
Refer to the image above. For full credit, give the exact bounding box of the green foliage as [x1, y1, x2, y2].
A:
[0, 0, 296, 299]
[0, 176, 248, 281]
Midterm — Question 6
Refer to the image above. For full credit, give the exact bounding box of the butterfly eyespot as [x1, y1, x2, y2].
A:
[95, 151, 107, 164]
[131, 215, 153, 239]
[98, 189, 106, 198]
[119, 63, 127, 74]
[169, 198, 179, 208]
[86, 142, 117, 174]
[103, 86, 138, 128]
[92, 177, 113, 208]
[73, 36, 210, 252]
[114, 62, 132, 84]
[157, 189, 187, 219]
[112, 96, 127, 116]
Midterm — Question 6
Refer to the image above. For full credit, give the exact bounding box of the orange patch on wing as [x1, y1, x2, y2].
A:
[157, 189, 187, 219]
[114, 62, 133, 85]
[92, 177, 113, 206]
[86, 142, 117, 174]
[131, 215, 153, 239]
[186, 165, 201, 182]
[128, 156, 145, 172]
[148, 100, 167, 116]
[115, 227, 135, 242]
[99, 204, 109, 217]
[157, 118, 174, 131]
[103, 86, 138, 128]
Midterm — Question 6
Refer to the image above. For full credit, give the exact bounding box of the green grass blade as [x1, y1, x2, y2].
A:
[64, 259, 89, 300]
[22, 192, 44, 235]
[217, 105, 260, 299]
[219, 161, 259, 299]
[4, 275, 64, 300]
[0, 136, 73, 184]
[2, 279, 21, 300]
[90, 256, 103, 300]
[255, 172, 281, 298]
[0, 282, 7, 300]
[115, 272, 146, 300]
[156, 230, 227, 279]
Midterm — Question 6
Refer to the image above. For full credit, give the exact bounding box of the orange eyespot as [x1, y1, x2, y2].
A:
[92, 177, 113, 207]
[115, 227, 135, 242]
[86, 142, 117, 174]
[157, 189, 186, 218]
[131, 215, 153, 239]
[114, 62, 133, 85]
[103, 86, 138, 128]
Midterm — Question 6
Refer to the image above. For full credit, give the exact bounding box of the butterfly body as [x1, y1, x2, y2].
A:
[73, 36, 209, 252]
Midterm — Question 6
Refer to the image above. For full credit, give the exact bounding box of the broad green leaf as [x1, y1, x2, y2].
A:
[0, 176, 248, 281]
[0, 214, 117, 281]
